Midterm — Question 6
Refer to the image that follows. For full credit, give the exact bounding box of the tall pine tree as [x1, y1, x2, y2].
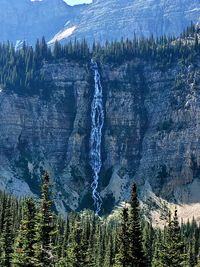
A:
[1, 197, 14, 267]
[160, 209, 186, 267]
[128, 183, 147, 267]
[33, 171, 55, 267]
[12, 197, 36, 266]
[114, 203, 130, 267]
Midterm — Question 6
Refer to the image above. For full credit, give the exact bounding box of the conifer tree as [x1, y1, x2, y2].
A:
[66, 220, 88, 267]
[56, 218, 70, 266]
[128, 183, 147, 267]
[83, 212, 96, 266]
[53, 41, 62, 59]
[104, 236, 114, 267]
[33, 171, 56, 267]
[1, 197, 14, 267]
[151, 229, 164, 267]
[12, 197, 36, 266]
[114, 204, 130, 267]
[160, 209, 186, 267]
[0, 236, 4, 266]
[0, 192, 7, 232]
[95, 224, 105, 267]
[188, 238, 197, 267]
[143, 221, 154, 266]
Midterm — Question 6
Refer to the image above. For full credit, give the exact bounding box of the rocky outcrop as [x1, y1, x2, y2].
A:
[1, 58, 200, 214]
[137, 63, 200, 204]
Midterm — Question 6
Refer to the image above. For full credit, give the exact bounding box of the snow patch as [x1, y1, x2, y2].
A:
[48, 26, 77, 44]
[28, 162, 34, 174]
[185, 8, 200, 13]
[64, 20, 71, 27]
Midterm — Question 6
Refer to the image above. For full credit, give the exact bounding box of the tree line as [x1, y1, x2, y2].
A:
[1, 172, 200, 266]
[0, 23, 199, 96]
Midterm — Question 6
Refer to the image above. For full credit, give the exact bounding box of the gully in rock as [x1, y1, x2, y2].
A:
[90, 60, 104, 215]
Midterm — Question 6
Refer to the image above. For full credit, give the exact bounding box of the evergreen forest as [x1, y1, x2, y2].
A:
[0, 24, 199, 97]
[0, 172, 200, 266]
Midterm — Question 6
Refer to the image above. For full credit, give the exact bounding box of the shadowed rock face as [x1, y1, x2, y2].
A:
[0, 0, 200, 45]
[1, 59, 200, 214]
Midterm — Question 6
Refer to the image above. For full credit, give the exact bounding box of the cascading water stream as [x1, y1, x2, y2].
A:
[90, 60, 104, 215]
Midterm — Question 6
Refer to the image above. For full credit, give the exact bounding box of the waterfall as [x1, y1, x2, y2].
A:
[90, 60, 104, 215]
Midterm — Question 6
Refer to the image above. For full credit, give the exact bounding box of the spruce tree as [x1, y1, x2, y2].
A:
[12, 197, 36, 266]
[128, 183, 147, 267]
[33, 171, 56, 267]
[143, 221, 154, 266]
[95, 224, 105, 267]
[114, 204, 130, 267]
[151, 229, 164, 267]
[160, 209, 186, 267]
[104, 236, 113, 267]
[1, 197, 14, 267]
[83, 212, 96, 266]
[66, 220, 88, 267]
[188, 238, 197, 267]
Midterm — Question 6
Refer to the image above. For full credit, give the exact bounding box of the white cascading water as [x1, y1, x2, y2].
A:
[90, 60, 104, 215]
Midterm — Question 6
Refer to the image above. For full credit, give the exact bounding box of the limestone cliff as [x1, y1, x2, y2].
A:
[1, 57, 200, 214]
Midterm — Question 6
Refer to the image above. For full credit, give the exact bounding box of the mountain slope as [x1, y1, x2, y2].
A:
[51, 0, 200, 43]
[0, 0, 84, 45]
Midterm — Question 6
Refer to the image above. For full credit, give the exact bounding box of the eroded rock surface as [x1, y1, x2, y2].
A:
[1, 59, 200, 213]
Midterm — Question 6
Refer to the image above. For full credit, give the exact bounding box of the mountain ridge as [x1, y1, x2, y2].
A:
[0, 0, 84, 45]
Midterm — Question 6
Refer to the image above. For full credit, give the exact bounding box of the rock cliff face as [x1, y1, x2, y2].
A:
[51, 0, 200, 44]
[1, 59, 200, 214]
[0, 0, 200, 45]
